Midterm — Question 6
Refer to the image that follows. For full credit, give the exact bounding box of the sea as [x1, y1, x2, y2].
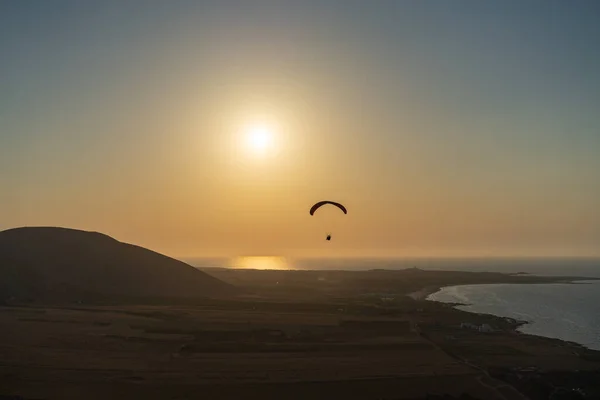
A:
[186, 257, 600, 350]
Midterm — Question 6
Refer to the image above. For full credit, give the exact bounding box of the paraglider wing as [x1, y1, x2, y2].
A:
[309, 201, 347, 215]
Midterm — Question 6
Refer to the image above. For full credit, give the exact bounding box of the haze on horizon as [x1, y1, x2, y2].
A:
[1, 1, 599, 259]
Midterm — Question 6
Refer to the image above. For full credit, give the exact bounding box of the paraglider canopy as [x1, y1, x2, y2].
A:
[309, 201, 347, 216]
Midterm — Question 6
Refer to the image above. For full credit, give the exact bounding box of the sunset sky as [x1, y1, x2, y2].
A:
[2, 1, 599, 258]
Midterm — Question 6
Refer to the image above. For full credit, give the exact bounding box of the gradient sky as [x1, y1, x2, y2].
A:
[1, 1, 599, 258]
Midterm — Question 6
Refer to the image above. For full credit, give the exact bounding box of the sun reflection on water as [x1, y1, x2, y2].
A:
[230, 256, 291, 270]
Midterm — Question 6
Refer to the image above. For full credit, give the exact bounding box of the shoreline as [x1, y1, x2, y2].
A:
[420, 276, 600, 302]
[423, 280, 600, 352]
[406, 286, 442, 300]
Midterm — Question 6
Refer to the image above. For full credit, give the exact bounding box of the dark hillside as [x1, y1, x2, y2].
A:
[0, 227, 235, 302]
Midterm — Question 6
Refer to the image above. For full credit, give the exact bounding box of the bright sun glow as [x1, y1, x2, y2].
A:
[231, 256, 291, 270]
[244, 123, 276, 156]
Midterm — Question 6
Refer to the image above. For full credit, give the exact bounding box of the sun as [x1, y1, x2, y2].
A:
[244, 123, 276, 156]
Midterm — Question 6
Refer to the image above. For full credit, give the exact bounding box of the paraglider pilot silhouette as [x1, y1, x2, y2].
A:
[309, 201, 347, 241]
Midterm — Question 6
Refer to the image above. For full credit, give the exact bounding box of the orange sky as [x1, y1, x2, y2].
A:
[2, 2, 599, 259]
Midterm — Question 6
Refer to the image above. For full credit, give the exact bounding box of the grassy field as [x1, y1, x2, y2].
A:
[2, 268, 599, 399]
[1, 302, 503, 400]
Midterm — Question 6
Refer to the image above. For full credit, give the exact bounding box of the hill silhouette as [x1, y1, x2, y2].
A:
[0, 227, 236, 302]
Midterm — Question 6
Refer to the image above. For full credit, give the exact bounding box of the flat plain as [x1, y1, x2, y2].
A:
[2, 269, 599, 400]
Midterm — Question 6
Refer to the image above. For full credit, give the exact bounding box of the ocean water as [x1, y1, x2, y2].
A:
[428, 281, 600, 351]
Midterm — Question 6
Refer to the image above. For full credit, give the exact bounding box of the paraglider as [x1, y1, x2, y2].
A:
[309, 201, 347, 241]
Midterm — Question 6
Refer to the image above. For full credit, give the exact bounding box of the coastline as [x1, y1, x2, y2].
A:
[423, 280, 600, 352]
[406, 286, 442, 300]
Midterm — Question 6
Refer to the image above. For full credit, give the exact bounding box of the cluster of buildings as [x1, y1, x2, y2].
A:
[460, 322, 495, 333]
